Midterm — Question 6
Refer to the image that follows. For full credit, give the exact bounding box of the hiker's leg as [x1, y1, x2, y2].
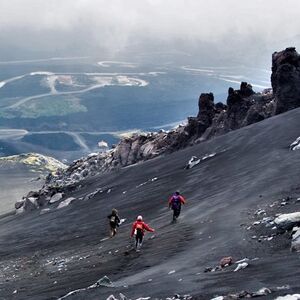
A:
[172, 209, 176, 221]
[139, 235, 143, 248]
[112, 226, 117, 236]
[136, 232, 143, 250]
[109, 226, 114, 237]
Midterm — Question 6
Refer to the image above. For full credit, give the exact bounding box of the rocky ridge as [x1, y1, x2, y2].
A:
[0, 152, 67, 174]
[18, 47, 300, 212]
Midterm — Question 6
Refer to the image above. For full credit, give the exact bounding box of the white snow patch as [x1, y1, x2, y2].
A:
[119, 219, 126, 225]
[275, 295, 300, 300]
[290, 137, 300, 150]
[57, 197, 76, 209]
[186, 153, 216, 169]
[233, 262, 248, 272]
[186, 156, 201, 169]
[235, 258, 250, 264]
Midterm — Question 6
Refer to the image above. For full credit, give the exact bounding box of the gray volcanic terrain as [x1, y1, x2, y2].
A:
[0, 107, 300, 299]
[0, 153, 66, 214]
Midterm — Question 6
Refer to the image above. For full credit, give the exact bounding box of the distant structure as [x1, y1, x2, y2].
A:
[98, 140, 109, 152]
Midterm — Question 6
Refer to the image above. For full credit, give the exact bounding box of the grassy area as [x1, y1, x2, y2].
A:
[0, 95, 87, 119]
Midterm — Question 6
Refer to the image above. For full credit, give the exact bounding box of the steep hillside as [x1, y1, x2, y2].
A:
[0, 107, 300, 299]
[0, 153, 66, 214]
[39, 47, 299, 189]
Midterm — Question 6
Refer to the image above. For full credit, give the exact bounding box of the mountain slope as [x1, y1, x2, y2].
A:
[0, 153, 66, 214]
[0, 107, 300, 299]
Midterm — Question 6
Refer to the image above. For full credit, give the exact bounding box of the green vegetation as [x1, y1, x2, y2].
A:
[0, 95, 87, 119]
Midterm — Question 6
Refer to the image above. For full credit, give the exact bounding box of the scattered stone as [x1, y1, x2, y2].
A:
[106, 296, 118, 300]
[255, 209, 266, 216]
[220, 256, 233, 268]
[96, 275, 114, 287]
[49, 193, 63, 204]
[253, 221, 261, 225]
[15, 200, 25, 210]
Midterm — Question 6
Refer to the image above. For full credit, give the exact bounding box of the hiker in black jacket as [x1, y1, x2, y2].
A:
[107, 208, 120, 237]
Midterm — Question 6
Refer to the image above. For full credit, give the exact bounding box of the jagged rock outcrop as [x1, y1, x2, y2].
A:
[272, 47, 300, 114]
[17, 48, 300, 211]
[0, 153, 67, 174]
[200, 83, 274, 140]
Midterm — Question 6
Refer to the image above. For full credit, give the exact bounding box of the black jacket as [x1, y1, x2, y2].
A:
[107, 214, 120, 227]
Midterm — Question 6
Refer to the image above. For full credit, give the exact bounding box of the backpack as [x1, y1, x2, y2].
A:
[134, 222, 144, 236]
[171, 195, 181, 210]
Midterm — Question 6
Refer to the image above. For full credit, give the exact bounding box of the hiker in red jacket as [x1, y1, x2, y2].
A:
[131, 215, 155, 250]
[168, 191, 186, 222]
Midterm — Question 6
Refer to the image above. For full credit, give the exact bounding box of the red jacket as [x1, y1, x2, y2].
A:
[168, 195, 186, 207]
[131, 220, 155, 237]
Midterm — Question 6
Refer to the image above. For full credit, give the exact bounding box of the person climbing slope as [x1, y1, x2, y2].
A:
[107, 208, 120, 237]
[168, 191, 186, 222]
[131, 215, 155, 251]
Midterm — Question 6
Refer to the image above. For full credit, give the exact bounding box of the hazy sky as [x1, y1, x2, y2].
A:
[0, 0, 300, 64]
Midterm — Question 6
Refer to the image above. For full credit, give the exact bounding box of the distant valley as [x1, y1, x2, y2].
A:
[0, 57, 270, 162]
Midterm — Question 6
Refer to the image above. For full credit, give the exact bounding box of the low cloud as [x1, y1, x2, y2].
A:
[0, 0, 299, 64]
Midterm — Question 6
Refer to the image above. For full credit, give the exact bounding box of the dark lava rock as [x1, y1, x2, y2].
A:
[272, 47, 300, 114]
